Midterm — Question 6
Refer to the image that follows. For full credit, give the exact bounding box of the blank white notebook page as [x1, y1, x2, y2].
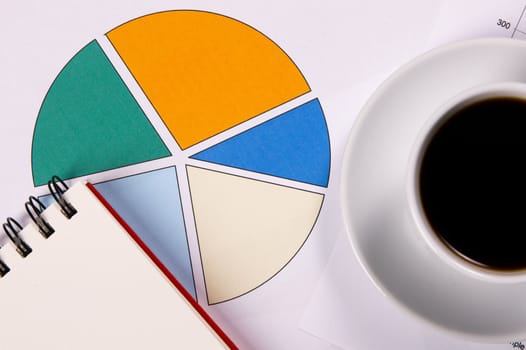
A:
[0, 182, 232, 349]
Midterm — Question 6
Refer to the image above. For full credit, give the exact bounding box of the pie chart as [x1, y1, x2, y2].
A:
[31, 10, 330, 304]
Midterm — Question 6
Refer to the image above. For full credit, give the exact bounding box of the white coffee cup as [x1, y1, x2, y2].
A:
[406, 81, 526, 284]
[341, 38, 526, 342]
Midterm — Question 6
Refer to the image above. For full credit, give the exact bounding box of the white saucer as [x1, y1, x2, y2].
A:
[341, 38, 526, 342]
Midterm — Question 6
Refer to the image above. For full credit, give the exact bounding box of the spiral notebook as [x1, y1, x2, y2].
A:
[0, 178, 236, 349]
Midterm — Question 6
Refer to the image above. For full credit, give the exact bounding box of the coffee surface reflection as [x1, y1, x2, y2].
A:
[419, 97, 526, 270]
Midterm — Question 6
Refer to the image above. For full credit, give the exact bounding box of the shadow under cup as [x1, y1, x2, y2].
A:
[415, 88, 526, 273]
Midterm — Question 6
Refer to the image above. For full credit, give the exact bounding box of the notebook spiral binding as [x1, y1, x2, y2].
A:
[0, 176, 77, 278]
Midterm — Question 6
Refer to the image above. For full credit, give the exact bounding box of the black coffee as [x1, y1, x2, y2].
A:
[419, 97, 526, 271]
